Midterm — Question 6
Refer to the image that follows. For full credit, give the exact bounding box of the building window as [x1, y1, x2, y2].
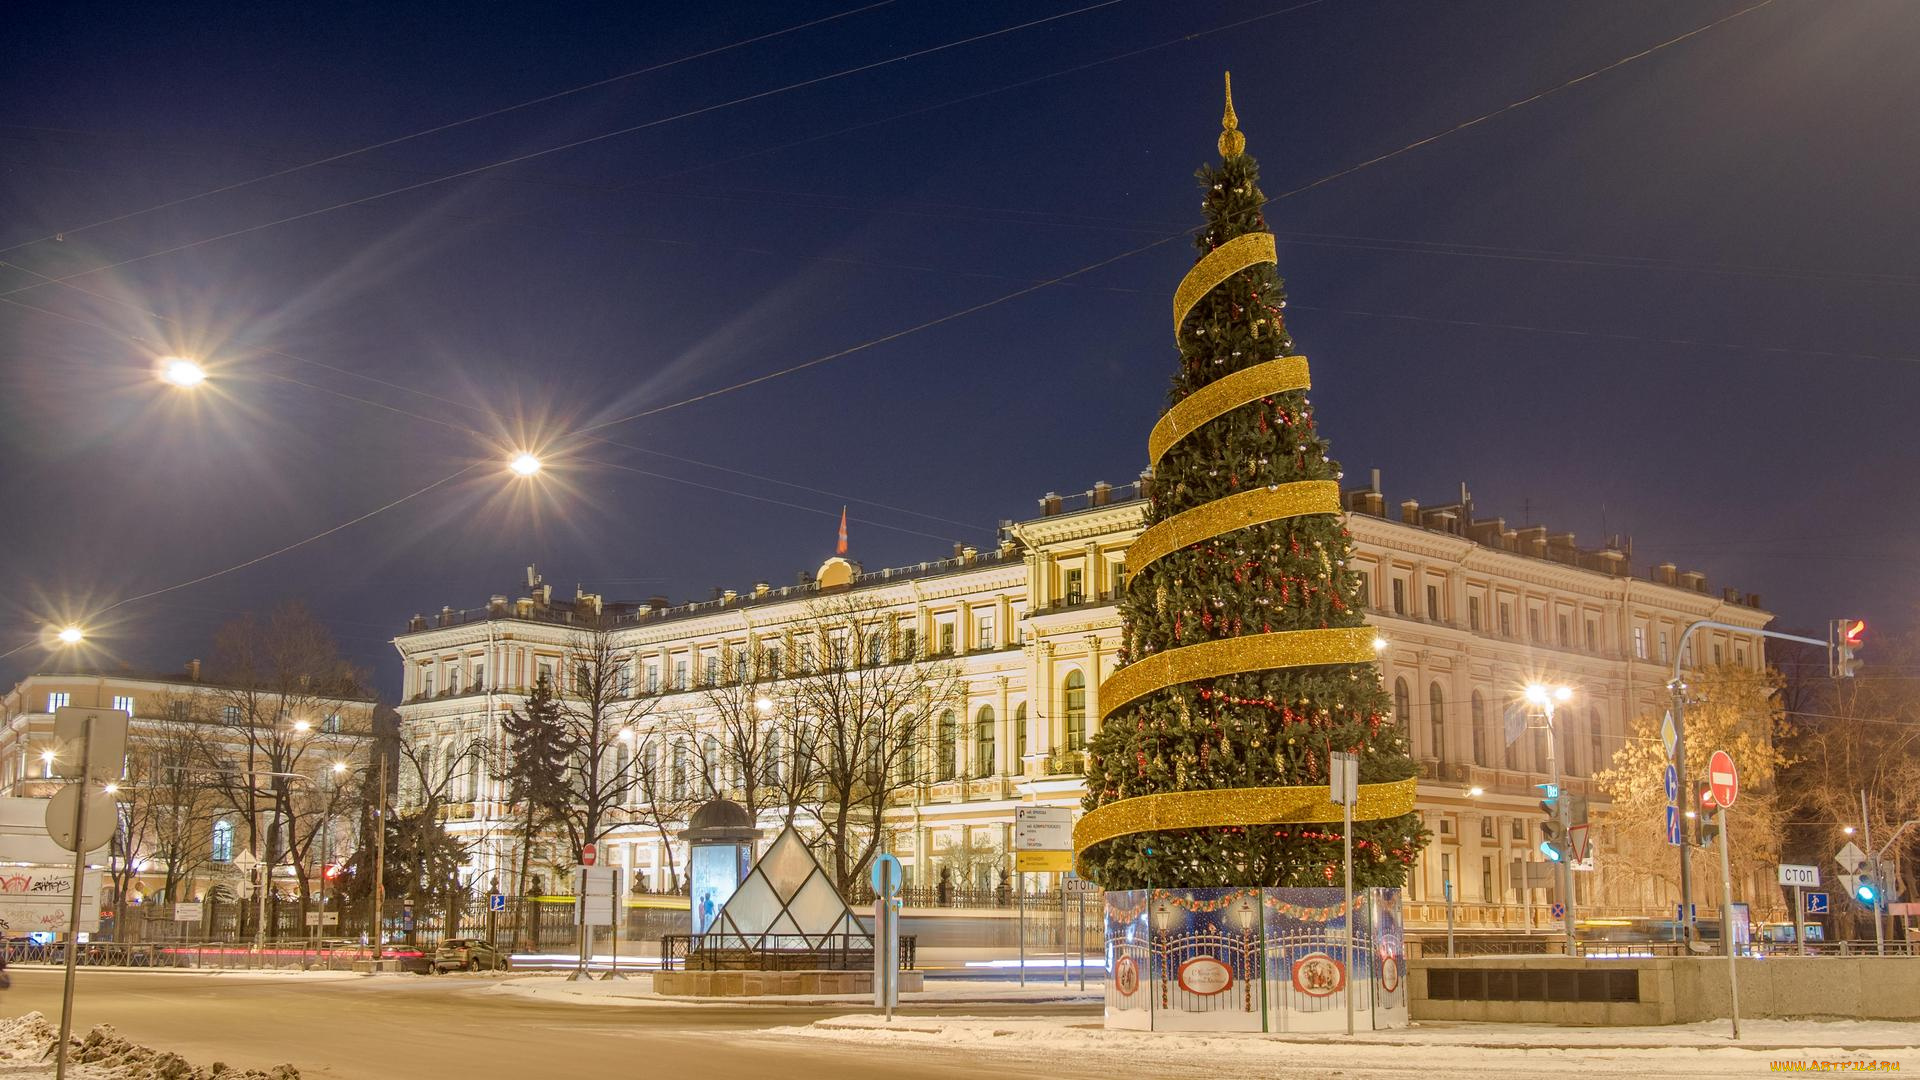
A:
[1585, 620, 1598, 653]
[733, 647, 749, 682]
[1013, 703, 1028, 774]
[896, 627, 916, 659]
[1633, 626, 1647, 660]
[1482, 856, 1494, 901]
[1355, 570, 1372, 609]
[47, 692, 70, 711]
[1480, 816, 1494, 839]
[977, 612, 995, 650]
[1439, 820, 1453, 837]
[112, 695, 134, 715]
[322, 713, 342, 734]
[1063, 567, 1084, 605]
[1392, 679, 1410, 732]
[1713, 643, 1723, 665]
[1468, 595, 1482, 631]
[450, 665, 463, 695]
[574, 663, 590, 694]
[1112, 560, 1128, 592]
[1470, 691, 1487, 767]
[673, 660, 688, 691]
[211, 820, 234, 863]
[1557, 614, 1570, 647]
[1391, 579, 1406, 616]
[671, 740, 689, 798]
[1428, 683, 1446, 763]
[1527, 609, 1541, 642]
[703, 736, 720, 794]
[1063, 672, 1087, 751]
[938, 622, 956, 656]
[1505, 699, 1521, 770]
[1511, 819, 1524, 841]
[1589, 708, 1605, 776]
[975, 706, 995, 778]
[537, 660, 554, 685]
[765, 645, 784, 675]
[937, 712, 957, 780]
[222, 705, 242, 724]
[1658, 631, 1670, 664]
[618, 663, 632, 696]
[425, 669, 436, 697]
[645, 664, 660, 693]
[1499, 604, 1512, 637]
[1426, 584, 1441, 622]
[705, 654, 721, 686]
[473, 661, 486, 690]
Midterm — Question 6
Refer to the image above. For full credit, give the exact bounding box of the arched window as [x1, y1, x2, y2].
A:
[703, 735, 721, 793]
[671, 739, 689, 798]
[1013, 703, 1028, 774]
[1393, 679, 1411, 732]
[211, 820, 234, 863]
[1063, 671, 1087, 751]
[763, 728, 781, 787]
[1504, 698, 1521, 771]
[1588, 706, 1605, 777]
[975, 706, 995, 778]
[937, 711, 958, 780]
[1470, 691, 1487, 766]
[1429, 682, 1446, 763]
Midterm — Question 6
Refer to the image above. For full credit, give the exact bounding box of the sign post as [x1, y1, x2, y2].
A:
[1707, 749, 1740, 1040]
[1013, 807, 1072, 988]
[870, 853, 902, 1020]
[47, 706, 126, 1080]
[1330, 750, 1359, 1037]
[1778, 865, 1820, 954]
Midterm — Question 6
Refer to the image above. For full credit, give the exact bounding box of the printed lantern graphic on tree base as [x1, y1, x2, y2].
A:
[1075, 73, 1423, 1034]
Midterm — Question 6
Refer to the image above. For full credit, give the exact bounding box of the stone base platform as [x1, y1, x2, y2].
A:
[653, 968, 926, 997]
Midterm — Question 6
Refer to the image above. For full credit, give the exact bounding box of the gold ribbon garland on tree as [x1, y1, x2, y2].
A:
[1146, 355, 1311, 472]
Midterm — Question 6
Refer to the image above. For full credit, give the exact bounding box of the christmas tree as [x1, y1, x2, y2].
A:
[1080, 76, 1427, 890]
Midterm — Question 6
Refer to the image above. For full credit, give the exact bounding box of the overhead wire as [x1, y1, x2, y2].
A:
[0, 0, 1127, 300]
[0, 0, 904, 257]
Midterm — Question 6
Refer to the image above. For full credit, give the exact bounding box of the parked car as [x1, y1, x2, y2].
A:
[432, 938, 510, 973]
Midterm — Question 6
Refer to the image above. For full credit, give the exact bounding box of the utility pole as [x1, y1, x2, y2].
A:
[54, 716, 92, 1080]
[373, 753, 387, 964]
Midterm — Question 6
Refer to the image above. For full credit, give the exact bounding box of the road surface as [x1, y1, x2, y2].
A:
[2, 968, 1102, 1079]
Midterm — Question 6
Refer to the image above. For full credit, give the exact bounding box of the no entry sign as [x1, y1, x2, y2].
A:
[1707, 750, 1738, 809]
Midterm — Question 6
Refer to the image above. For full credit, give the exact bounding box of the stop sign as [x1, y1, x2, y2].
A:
[1707, 749, 1738, 809]
[582, 843, 597, 867]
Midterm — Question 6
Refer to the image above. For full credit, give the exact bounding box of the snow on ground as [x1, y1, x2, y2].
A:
[477, 973, 1102, 1008]
[0, 1012, 301, 1079]
[763, 1015, 1920, 1078]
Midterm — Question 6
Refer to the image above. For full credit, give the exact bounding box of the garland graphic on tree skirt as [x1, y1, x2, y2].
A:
[1262, 893, 1360, 922]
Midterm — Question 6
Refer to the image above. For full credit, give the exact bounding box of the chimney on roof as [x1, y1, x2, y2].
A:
[1138, 468, 1155, 501]
[1654, 562, 1678, 586]
[1680, 570, 1708, 593]
[186, 658, 201, 682]
[488, 595, 508, 615]
[1746, 592, 1762, 608]
[515, 597, 534, 618]
[1400, 499, 1421, 526]
[647, 594, 670, 610]
[962, 545, 978, 564]
[1092, 480, 1112, 507]
[1040, 492, 1062, 516]
[1371, 468, 1382, 492]
[439, 605, 455, 628]
[754, 582, 771, 598]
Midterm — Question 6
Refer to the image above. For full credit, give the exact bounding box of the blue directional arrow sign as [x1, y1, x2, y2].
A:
[488, 893, 506, 913]
[1663, 764, 1679, 803]
[1665, 804, 1683, 846]
[1806, 892, 1829, 915]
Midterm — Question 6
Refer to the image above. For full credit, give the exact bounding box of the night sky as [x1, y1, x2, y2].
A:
[3, 0, 1915, 698]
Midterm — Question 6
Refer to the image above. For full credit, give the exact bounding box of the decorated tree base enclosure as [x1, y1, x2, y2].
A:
[1074, 76, 1423, 1033]
[1104, 887, 1405, 1032]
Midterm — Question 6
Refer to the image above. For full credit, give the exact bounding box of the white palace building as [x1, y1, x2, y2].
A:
[392, 473, 1770, 931]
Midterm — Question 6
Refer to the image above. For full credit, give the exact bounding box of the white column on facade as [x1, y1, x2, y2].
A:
[1039, 642, 1059, 754]
[1084, 634, 1103, 739]
[995, 676, 1011, 775]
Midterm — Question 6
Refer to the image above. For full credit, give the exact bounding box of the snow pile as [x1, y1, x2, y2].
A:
[0, 1013, 300, 1080]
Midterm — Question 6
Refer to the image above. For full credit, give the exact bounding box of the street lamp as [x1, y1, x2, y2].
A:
[1524, 682, 1577, 956]
[1372, 635, 1389, 653]
[158, 357, 207, 388]
[292, 719, 312, 734]
[754, 696, 774, 716]
[508, 452, 542, 478]
[56, 625, 85, 646]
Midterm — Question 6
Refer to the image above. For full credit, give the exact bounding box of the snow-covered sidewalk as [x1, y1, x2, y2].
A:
[477, 972, 1102, 1008]
[765, 1014, 1920, 1078]
[0, 1012, 301, 1079]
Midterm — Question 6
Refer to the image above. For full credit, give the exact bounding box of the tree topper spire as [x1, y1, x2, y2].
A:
[1219, 71, 1246, 158]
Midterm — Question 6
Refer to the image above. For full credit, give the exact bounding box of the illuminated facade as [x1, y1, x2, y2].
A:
[393, 476, 1770, 929]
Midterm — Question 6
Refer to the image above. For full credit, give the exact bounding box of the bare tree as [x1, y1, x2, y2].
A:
[542, 619, 659, 863]
[203, 602, 369, 935]
[774, 595, 962, 894]
[108, 694, 225, 934]
[393, 731, 489, 936]
[627, 730, 699, 892]
[675, 639, 788, 822]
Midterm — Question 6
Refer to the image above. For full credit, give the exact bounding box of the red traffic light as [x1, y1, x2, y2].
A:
[323, 863, 343, 880]
[1842, 619, 1866, 648]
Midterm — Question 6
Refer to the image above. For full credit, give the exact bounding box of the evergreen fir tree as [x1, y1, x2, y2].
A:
[1081, 80, 1428, 890]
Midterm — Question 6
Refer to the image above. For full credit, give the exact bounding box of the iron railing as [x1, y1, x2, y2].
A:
[660, 933, 914, 972]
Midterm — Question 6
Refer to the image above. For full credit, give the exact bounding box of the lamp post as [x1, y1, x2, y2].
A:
[1526, 683, 1577, 956]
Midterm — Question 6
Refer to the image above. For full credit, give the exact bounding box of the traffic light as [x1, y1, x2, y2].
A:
[1855, 874, 1880, 906]
[1537, 782, 1569, 861]
[1691, 782, 1718, 847]
[1830, 619, 1866, 678]
[1540, 821, 1566, 862]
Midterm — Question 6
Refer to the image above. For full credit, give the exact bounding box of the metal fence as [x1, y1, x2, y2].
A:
[124, 895, 690, 955]
[661, 933, 915, 972]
